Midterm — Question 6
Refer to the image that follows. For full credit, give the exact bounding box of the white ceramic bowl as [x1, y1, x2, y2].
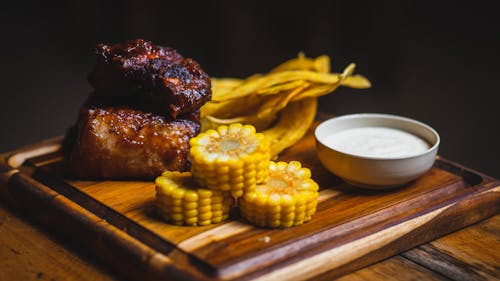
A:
[314, 113, 440, 189]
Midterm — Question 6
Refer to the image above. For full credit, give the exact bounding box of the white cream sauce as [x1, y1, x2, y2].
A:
[324, 127, 430, 158]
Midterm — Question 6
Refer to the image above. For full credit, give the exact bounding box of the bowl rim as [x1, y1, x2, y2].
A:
[314, 113, 440, 161]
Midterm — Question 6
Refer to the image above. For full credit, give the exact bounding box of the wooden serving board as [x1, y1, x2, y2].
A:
[1, 125, 499, 281]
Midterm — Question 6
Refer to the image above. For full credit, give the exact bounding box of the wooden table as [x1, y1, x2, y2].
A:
[0, 198, 498, 280]
[1, 133, 499, 280]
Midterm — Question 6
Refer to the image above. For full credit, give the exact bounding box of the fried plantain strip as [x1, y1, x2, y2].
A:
[262, 97, 318, 158]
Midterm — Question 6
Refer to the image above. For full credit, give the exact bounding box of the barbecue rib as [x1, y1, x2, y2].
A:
[68, 39, 210, 179]
[88, 39, 211, 119]
[71, 106, 200, 179]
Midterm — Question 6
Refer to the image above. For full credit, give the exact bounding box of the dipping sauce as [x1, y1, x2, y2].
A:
[323, 127, 430, 158]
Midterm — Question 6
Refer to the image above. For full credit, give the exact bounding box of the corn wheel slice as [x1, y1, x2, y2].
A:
[240, 161, 319, 228]
[189, 123, 270, 199]
[155, 171, 234, 226]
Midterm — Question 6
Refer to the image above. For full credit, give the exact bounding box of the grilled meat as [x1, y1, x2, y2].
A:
[88, 39, 211, 118]
[71, 106, 200, 179]
[68, 39, 210, 179]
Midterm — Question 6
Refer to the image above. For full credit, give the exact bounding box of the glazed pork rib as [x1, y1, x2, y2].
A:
[88, 39, 211, 118]
[71, 106, 200, 179]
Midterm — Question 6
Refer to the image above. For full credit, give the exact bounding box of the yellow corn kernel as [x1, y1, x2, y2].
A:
[189, 123, 270, 199]
[155, 171, 234, 226]
[240, 161, 319, 228]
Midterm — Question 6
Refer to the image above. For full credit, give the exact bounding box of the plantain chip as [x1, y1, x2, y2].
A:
[290, 83, 339, 102]
[271, 52, 314, 72]
[262, 97, 318, 158]
[256, 79, 307, 96]
[313, 55, 330, 73]
[211, 78, 243, 98]
[257, 82, 311, 118]
[201, 53, 371, 157]
[339, 75, 371, 89]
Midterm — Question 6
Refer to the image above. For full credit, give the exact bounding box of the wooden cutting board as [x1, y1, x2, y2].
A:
[1, 125, 499, 281]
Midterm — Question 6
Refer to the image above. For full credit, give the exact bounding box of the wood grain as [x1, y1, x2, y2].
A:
[402, 215, 500, 281]
[336, 256, 450, 281]
[0, 201, 115, 281]
[1, 127, 498, 280]
[2, 195, 498, 280]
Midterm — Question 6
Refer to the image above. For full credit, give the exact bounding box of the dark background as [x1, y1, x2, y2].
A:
[1, 1, 499, 178]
